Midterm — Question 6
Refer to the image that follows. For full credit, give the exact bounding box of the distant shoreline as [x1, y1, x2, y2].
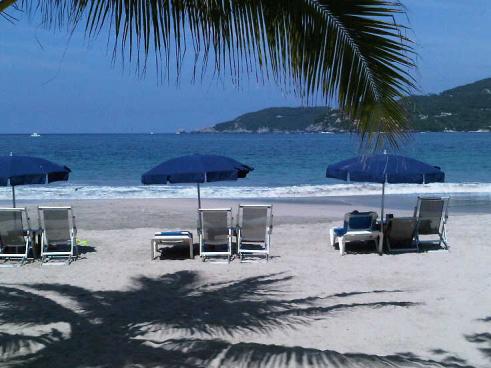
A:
[191, 129, 491, 134]
[0, 130, 490, 135]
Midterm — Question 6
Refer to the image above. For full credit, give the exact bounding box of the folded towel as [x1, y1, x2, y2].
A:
[154, 231, 193, 237]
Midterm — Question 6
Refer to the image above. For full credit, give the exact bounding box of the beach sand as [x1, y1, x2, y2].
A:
[1, 197, 490, 367]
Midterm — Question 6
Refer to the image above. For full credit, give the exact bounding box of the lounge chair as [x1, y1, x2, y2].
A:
[330, 211, 380, 255]
[237, 204, 273, 262]
[198, 208, 233, 262]
[0, 208, 32, 266]
[414, 196, 449, 249]
[385, 216, 417, 252]
[38, 206, 77, 265]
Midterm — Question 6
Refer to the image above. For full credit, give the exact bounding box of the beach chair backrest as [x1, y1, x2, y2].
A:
[238, 205, 272, 242]
[0, 208, 28, 247]
[199, 209, 231, 245]
[387, 217, 417, 247]
[416, 197, 448, 235]
[345, 211, 378, 232]
[39, 207, 73, 244]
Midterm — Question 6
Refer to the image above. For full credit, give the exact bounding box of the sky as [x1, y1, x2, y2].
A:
[0, 0, 490, 133]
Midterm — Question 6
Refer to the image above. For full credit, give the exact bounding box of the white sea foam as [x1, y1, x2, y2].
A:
[1, 182, 490, 201]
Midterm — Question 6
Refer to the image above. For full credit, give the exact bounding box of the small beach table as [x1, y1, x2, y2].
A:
[338, 229, 382, 255]
[151, 231, 194, 260]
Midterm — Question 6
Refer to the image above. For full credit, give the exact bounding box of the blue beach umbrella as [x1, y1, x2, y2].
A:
[141, 154, 253, 208]
[326, 152, 445, 245]
[0, 153, 71, 207]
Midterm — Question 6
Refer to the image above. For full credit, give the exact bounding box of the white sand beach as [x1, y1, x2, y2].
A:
[1, 197, 490, 368]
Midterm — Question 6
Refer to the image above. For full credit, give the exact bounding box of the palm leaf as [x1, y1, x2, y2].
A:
[2, 0, 416, 147]
[0, 332, 59, 358]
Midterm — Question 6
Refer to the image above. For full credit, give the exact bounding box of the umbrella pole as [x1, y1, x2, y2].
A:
[197, 183, 201, 209]
[379, 181, 385, 255]
[12, 186, 16, 208]
[381, 181, 385, 222]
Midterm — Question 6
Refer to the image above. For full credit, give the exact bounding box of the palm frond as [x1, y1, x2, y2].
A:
[0, 332, 60, 358]
[5, 0, 416, 147]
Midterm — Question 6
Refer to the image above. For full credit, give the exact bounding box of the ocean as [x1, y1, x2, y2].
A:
[1, 132, 490, 202]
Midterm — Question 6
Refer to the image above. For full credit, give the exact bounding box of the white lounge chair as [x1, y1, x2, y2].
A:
[414, 196, 449, 249]
[38, 206, 77, 265]
[198, 208, 233, 263]
[385, 216, 418, 252]
[237, 204, 273, 262]
[330, 211, 380, 255]
[0, 208, 32, 266]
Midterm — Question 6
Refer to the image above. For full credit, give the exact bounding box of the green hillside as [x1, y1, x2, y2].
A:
[204, 107, 351, 133]
[402, 78, 491, 131]
[204, 78, 491, 132]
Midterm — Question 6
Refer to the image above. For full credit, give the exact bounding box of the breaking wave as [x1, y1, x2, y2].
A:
[0, 182, 490, 200]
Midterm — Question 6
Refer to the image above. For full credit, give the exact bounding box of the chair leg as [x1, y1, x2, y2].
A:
[441, 234, 448, 249]
[339, 237, 345, 256]
[442, 227, 448, 249]
[329, 228, 335, 247]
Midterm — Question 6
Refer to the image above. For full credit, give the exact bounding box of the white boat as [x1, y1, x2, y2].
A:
[30, 132, 41, 137]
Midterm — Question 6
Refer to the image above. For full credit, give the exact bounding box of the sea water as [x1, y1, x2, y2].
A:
[0, 132, 490, 203]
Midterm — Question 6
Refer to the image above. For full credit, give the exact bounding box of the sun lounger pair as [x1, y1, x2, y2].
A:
[386, 196, 449, 252]
[0, 206, 77, 266]
[330, 196, 449, 255]
[198, 205, 273, 263]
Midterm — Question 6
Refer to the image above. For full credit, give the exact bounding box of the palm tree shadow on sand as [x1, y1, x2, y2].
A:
[465, 316, 491, 365]
[0, 272, 473, 367]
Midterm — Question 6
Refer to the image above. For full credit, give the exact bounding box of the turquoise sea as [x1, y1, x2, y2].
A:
[0, 132, 490, 202]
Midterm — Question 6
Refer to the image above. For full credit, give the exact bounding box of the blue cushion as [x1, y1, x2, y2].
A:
[348, 216, 373, 230]
[156, 231, 192, 237]
[333, 227, 347, 237]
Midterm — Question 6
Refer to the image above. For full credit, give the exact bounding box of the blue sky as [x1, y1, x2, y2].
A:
[0, 0, 490, 133]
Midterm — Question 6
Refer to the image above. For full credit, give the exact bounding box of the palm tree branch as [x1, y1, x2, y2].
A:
[0, 0, 17, 13]
[6, 0, 416, 147]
